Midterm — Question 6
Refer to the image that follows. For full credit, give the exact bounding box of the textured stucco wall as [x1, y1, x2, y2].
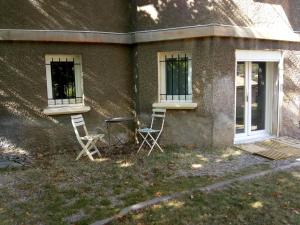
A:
[1, 38, 300, 151]
[2, 1, 300, 33]
[0, 42, 133, 155]
[133, 0, 299, 32]
[1, 1, 300, 153]
[211, 38, 300, 146]
[135, 37, 300, 147]
[210, 38, 282, 146]
[255, 0, 300, 31]
[281, 50, 300, 138]
[0, 0, 131, 32]
[135, 38, 214, 147]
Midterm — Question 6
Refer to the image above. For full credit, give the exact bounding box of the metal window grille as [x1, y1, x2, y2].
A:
[160, 54, 192, 102]
[46, 57, 82, 105]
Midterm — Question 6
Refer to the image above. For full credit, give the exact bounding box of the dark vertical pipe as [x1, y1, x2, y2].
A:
[178, 54, 180, 100]
[171, 55, 174, 100]
[185, 55, 187, 100]
[165, 55, 167, 100]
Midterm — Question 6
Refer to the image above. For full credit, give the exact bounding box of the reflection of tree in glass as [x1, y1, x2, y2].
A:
[51, 62, 76, 99]
[165, 56, 189, 96]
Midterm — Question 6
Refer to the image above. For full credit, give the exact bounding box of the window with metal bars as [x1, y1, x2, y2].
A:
[45, 55, 83, 106]
[51, 61, 76, 100]
[159, 52, 192, 102]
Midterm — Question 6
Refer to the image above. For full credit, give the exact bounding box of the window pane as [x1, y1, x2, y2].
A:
[166, 57, 189, 96]
[236, 62, 245, 134]
[251, 62, 266, 131]
[51, 61, 76, 99]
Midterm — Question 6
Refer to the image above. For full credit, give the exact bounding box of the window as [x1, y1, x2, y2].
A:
[158, 52, 192, 102]
[45, 55, 83, 106]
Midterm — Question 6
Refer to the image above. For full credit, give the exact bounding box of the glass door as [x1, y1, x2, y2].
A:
[235, 62, 267, 138]
[251, 62, 266, 132]
[236, 62, 246, 134]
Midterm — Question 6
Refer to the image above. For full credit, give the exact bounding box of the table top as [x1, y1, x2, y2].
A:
[105, 117, 134, 123]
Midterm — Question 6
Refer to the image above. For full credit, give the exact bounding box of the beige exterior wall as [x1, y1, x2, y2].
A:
[1, 1, 300, 152]
[282, 50, 300, 138]
[2, 1, 300, 34]
[2, 38, 300, 151]
[0, 42, 133, 155]
[133, 0, 300, 32]
[136, 38, 214, 147]
[211, 38, 300, 145]
[135, 37, 300, 147]
[0, 0, 131, 32]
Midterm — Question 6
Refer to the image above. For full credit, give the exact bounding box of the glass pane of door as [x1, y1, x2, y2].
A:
[235, 62, 246, 134]
[251, 62, 266, 131]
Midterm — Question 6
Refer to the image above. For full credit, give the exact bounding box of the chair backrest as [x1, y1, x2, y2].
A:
[71, 114, 88, 141]
[150, 108, 166, 132]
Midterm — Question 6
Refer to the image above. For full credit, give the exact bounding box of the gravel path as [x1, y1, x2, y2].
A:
[177, 149, 297, 178]
[0, 137, 32, 167]
[0, 147, 32, 167]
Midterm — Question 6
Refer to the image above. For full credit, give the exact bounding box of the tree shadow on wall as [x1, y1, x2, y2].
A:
[0, 53, 76, 158]
[253, 0, 300, 31]
[0, 0, 130, 32]
[0, 42, 134, 158]
[133, 0, 253, 31]
[280, 51, 300, 138]
[134, 0, 300, 32]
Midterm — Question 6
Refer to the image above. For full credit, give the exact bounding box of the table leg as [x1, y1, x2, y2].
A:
[106, 123, 111, 149]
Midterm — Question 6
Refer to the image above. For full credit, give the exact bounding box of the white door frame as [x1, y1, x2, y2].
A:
[234, 50, 284, 144]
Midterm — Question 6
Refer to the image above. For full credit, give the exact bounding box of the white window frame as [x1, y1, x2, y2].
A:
[234, 50, 284, 144]
[158, 52, 192, 103]
[45, 54, 84, 107]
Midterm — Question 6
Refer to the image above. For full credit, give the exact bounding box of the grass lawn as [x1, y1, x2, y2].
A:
[0, 146, 298, 225]
[118, 168, 300, 225]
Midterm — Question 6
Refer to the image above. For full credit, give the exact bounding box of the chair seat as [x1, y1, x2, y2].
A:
[137, 128, 160, 133]
[81, 134, 105, 141]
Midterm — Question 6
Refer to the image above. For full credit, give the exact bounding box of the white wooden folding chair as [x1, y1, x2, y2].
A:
[71, 114, 105, 161]
[137, 108, 166, 156]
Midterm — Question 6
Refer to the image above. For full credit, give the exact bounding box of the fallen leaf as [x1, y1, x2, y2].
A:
[154, 192, 161, 197]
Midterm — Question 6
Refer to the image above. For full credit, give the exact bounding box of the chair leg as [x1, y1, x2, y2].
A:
[137, 133, 148, 153]
[138, 131, 164, 156]
[137, 140, 146, 153]
[155, 141, 164, 153]
[86, 151, 95, 161]
[147, 145, 155, 156]
[144, 136, 153, 149]
[76, 149, 85, 160]
[92, 141, 101, 157]
[77, 140, 95, 161]
[153, 132, 164, 153]
[147, 134, 157, 156]
[142, 132, 154, 147]
[147, 134, 164, 156]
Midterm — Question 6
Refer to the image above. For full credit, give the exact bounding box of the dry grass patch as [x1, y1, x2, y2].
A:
[118, 167, 300, 225]
[0, 146, 285, 225]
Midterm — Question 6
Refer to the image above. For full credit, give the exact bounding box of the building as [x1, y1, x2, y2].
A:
[1, 0, 300, 154]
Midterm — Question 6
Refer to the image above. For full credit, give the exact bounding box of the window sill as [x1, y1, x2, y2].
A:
[152, 102, 198, 109]
[43, 105, 91, 115]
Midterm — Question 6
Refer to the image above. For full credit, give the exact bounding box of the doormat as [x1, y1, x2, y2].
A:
[236, 137, 300, 160]
[254, 149, 296, 160]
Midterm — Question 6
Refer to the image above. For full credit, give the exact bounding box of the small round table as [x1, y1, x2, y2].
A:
[105, 117, 134, 148]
